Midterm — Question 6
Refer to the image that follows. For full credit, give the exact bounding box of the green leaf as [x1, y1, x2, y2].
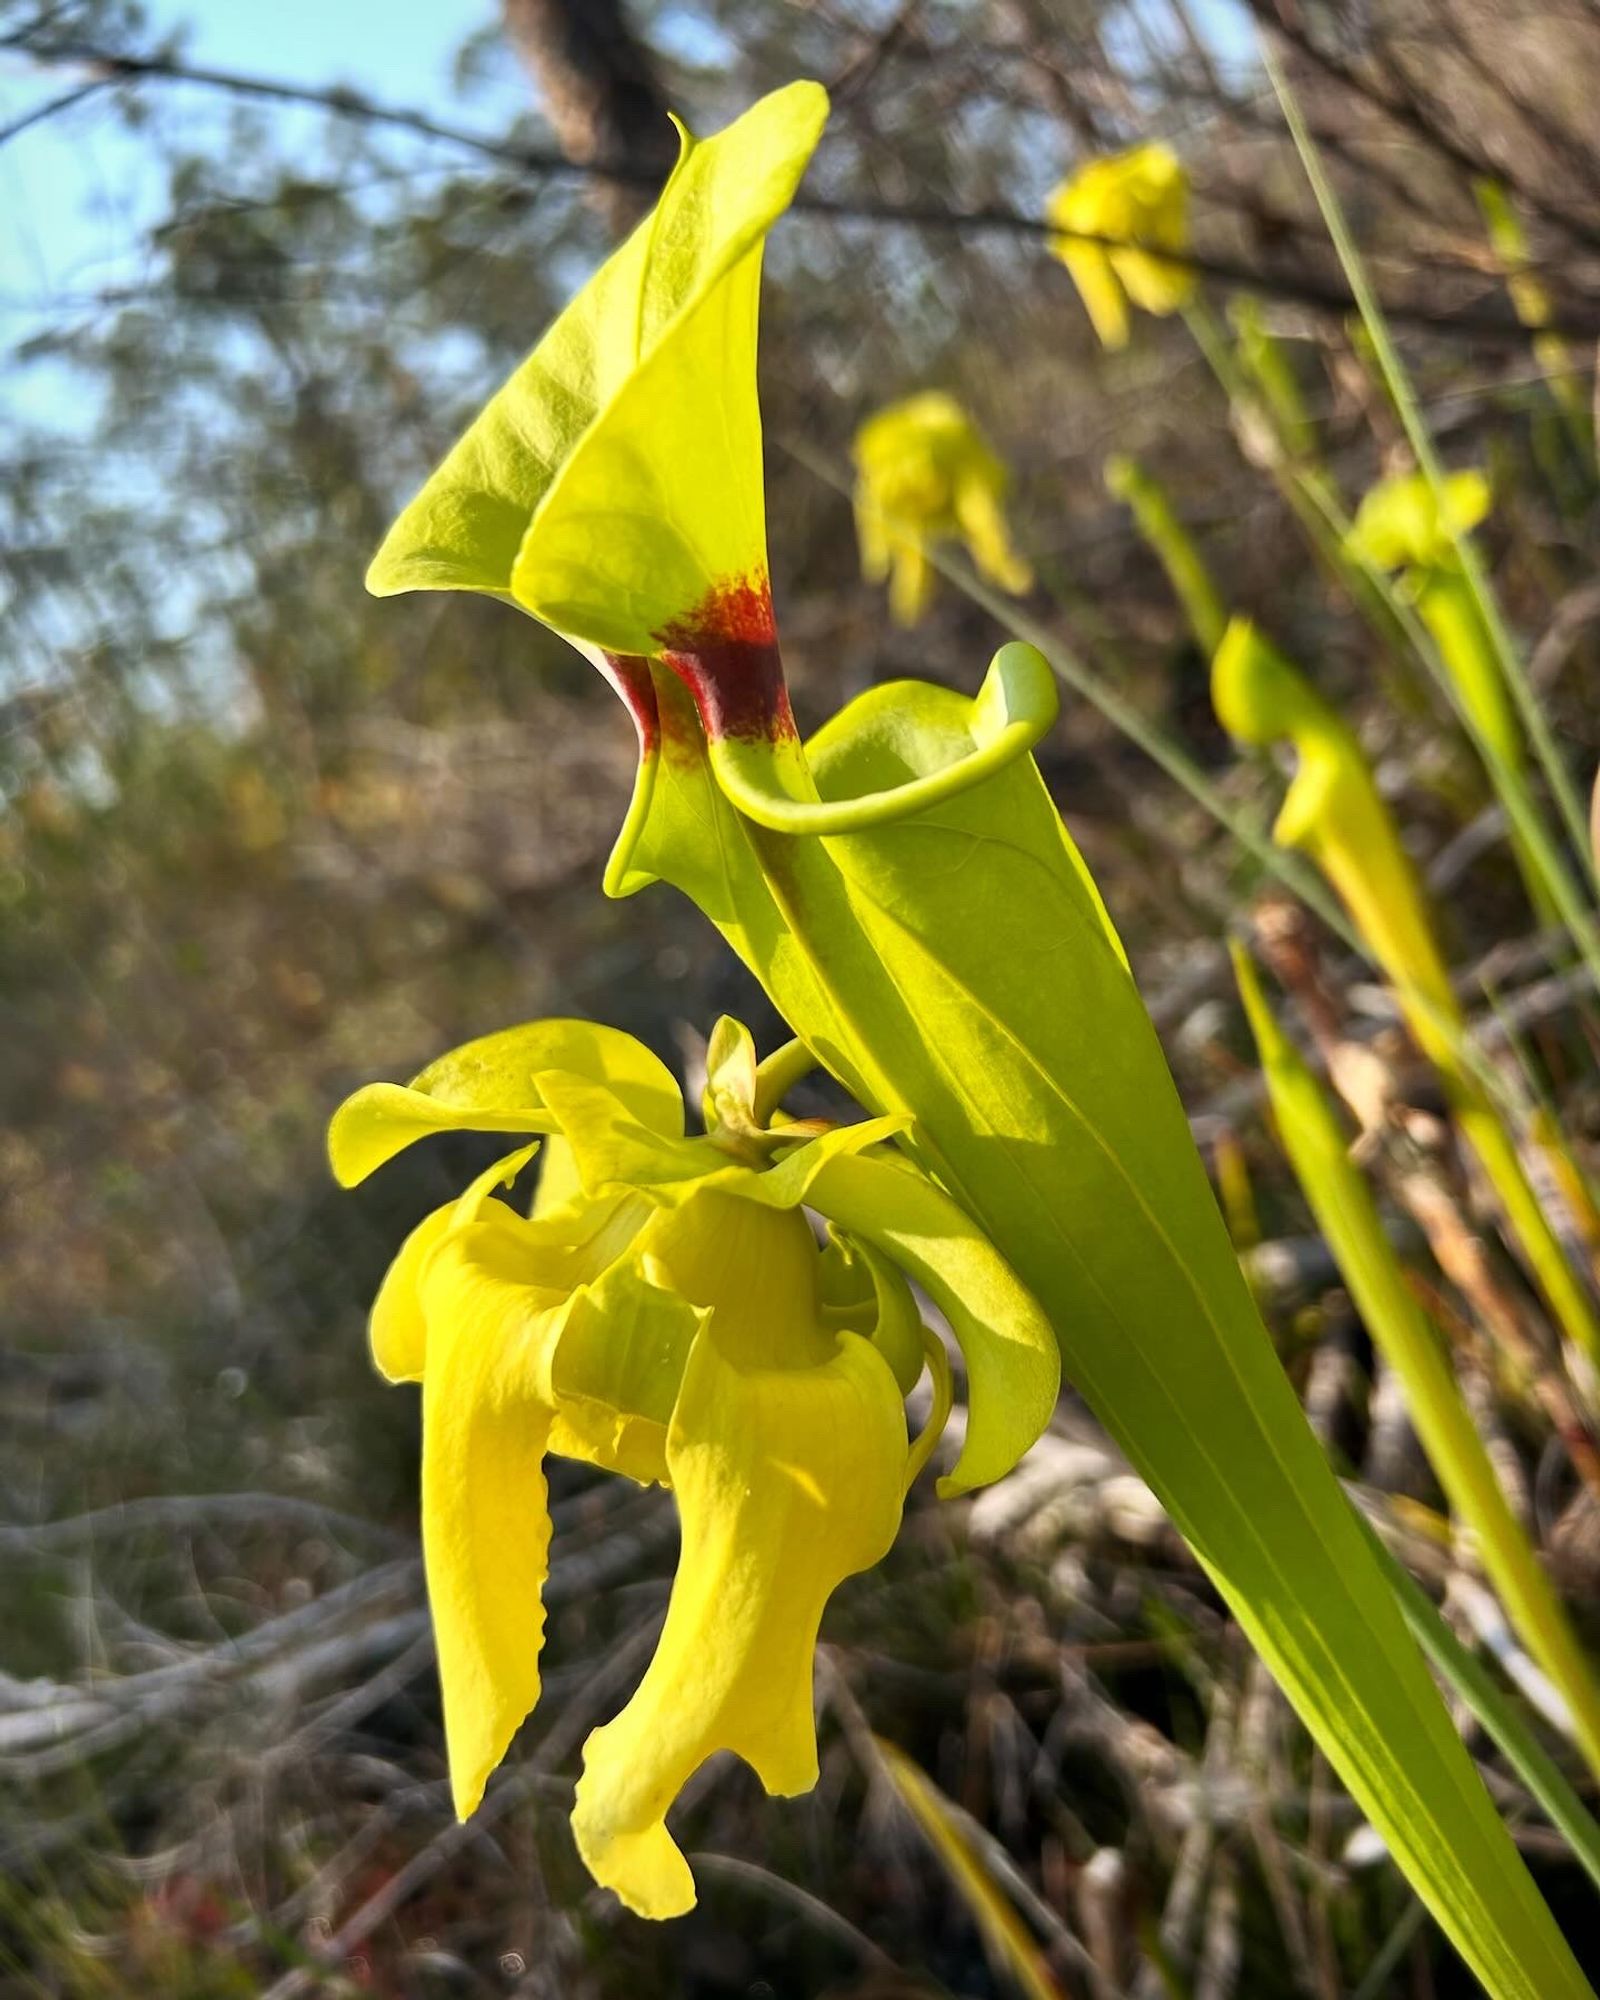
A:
[1373, 1523, 1600, 1898]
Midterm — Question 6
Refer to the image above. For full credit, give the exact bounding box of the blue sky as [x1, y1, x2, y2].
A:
[2, 3, 513, 344]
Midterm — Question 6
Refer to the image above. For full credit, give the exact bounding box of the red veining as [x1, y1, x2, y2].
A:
[596, 652, 660, 757]
[656, 574, 798, 746]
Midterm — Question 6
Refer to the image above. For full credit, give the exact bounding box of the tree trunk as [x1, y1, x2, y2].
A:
[501, 0, 675, 231]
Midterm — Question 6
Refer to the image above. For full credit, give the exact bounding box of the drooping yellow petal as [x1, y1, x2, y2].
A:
[1055, 239, 1130, 349]
[417, 1218, 570, 1819]
[369, 1201, 455, 1383]
[854, 482, 892, 584]
[889, 537, 935, 627]
[570, 1322, 907, 1916]
[953, 478, 1032, 596]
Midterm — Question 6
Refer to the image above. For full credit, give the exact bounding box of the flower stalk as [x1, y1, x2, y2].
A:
[1104, 453, 1226, 656]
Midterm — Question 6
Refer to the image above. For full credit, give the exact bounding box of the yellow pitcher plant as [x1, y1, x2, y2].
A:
[853, 391, 1033, 625]
[1212, 617, 1600, 1366]
[330, 1012, 1057, 1916]
[1046, 142, 1194, 350]
[359, 81, 1591, 1994]
[1346, 469, 1549, 914]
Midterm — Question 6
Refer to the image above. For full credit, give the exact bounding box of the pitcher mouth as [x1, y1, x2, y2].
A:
[594, 628, 1062, 906]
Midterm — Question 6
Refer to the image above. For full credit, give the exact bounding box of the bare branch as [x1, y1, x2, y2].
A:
[8, 32, 1600, 344]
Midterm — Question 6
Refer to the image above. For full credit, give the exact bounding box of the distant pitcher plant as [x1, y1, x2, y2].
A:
[852, 391, 1032, 625]
[1046, 142, 1193, 350]
[352, 83, 1590, 1997]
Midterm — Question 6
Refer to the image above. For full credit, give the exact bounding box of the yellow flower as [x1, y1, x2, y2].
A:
[1046, 143, 1194, 350]
[852, 392, 1033, 625]
[1346, 467, 1490, 574]
[329, 1015, 1057, 1918]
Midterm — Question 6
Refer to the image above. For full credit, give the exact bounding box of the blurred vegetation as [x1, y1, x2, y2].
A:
[5, 0, 1600, 1993]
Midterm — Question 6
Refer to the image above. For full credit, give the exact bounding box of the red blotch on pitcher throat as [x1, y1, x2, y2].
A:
[657, 575, 798, 746]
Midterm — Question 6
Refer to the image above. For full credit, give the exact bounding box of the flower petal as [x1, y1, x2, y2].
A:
[570, 1324, 906, 1916]
[1047, 145, 1192, 345]
[953, 479, 1032, 596]
[1055, 238, 1129, 350]
[889, 538, 935, 627]
[417, 1220, 569, 1818]
[1346, 468, 1490, 572]
[546, 1257, 707, 1486]
[369, 1201, 454, 1383]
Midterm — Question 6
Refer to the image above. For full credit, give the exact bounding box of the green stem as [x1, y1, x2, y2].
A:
[1414, 570, 1562, 927]
[1238, 945, 1600, 1775]
[1105, 452, 1228, 655]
